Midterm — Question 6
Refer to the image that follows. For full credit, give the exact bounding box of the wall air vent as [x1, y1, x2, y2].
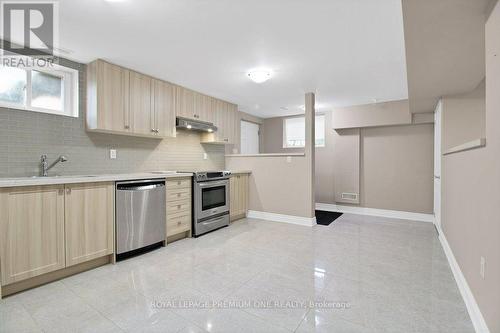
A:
[341, 192, 358, 201]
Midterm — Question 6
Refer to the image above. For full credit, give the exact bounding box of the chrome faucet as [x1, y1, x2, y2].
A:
[40, 155, 68, 177]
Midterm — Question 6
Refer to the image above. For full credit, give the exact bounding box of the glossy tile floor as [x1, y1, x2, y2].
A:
[0, 214, 474, 333]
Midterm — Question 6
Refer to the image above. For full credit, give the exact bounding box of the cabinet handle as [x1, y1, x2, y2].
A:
[177, 193, 181, 197]
[66, 188, 71, 194]
[151, 129, 156, 133]
[177, 181, 181, 185]
[177, 221, 182, 226]
[177, 205, 181, 209]
[58, 188, 64, 195]
[124, 125, 130, 129]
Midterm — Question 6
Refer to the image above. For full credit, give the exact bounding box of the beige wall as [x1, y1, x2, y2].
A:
[360, 124, 434, 213]
[260, 101, 434, 214]
[332, 99, 411, 129]
[226, 155, 312, 217]
[442, 80, 486, 151]
[440, 4, 500, 330]
[333, 128, 360, 204]
[226, 93, 316, 219]
[261, 116, 304, 154]
[315, 111, 336, 204]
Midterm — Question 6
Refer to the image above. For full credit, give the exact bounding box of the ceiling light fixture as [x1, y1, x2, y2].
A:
[247, 69, 273, 84]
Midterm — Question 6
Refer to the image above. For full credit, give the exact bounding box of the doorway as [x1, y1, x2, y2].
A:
[240, 120, 260, 154]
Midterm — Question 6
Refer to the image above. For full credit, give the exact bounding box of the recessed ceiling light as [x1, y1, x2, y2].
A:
[247, 69, 273, 83]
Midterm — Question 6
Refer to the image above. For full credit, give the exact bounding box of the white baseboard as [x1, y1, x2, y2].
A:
[247, 210, 317, 227]
[316, 203, 435, 223]
[436, 225, 490, 333]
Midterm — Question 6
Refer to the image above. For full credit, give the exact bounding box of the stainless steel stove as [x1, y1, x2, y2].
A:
[192, 171, 231, 237]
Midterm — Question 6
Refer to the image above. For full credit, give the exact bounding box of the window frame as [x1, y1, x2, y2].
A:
[282, 114, 326, 148]
[0, 63, 79, 118]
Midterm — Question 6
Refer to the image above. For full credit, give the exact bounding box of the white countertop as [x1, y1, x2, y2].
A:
[0, 172, 193, 188]
[225, 153, 305, 157]
[231, 170, 252, 174]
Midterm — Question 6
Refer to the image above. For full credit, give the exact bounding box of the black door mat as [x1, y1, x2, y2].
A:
[315, 210, 343, 226]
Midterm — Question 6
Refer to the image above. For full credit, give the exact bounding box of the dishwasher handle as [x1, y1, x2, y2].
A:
[116, 181, 165, 191]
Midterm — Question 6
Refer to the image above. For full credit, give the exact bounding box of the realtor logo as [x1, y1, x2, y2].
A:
[1, 1, 58, 56]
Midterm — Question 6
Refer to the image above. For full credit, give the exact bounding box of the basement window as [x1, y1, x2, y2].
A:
[283, 114, 325, 148]
[0, 64, 79, 117]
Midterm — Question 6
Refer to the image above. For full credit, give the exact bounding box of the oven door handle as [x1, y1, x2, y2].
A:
[198, 180, 228, 188]
[201, 216, 228, 226]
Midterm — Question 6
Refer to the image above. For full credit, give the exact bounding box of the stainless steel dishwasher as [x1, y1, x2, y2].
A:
[116, 179, 166, 258]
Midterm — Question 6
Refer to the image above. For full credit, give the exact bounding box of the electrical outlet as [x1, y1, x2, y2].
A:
[480, 256, 486, 279]
[203, 153, 208, 160]
[109, 149, 117, 159]
[286, 156, 292, 163]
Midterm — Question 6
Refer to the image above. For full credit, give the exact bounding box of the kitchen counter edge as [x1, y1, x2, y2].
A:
[0, 172, 194, 188]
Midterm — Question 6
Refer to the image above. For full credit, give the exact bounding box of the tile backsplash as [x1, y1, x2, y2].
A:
[0, 58, 225, 178]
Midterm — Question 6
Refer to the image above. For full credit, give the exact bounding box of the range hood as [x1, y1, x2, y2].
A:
[176, 117, 217, 133]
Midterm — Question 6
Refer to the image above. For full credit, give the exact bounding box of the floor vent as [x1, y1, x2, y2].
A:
[341, 192, 358, 201]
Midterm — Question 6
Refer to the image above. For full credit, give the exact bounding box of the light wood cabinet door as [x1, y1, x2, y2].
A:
[166, 177, 192, 238]
[230, 174, 249, 221]
[175, 86, 197, 120]
[208, 100, 238, 144]
[153, 79, 176, 138]
[229, 176, 238, 220]
[88, 60, 130, 132]
[0, 186, 65, 285]
[64, 182, 114, 267]
[213, 99, 228, 142]
[129, 71, 154, 135]
[195, 93, 214, 123]
[226, 103, 238, 144]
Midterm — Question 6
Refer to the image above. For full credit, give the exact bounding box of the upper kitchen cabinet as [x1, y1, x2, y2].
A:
[175, 86, 213, 123]
[175, 85, 196, 120]
[87, 59, 130, 134]
[202, 99, 237, 144]
[86, 59, 175, 138]
[195, 92, 214, 123]
[153, 79, 176, 138]
[129, 71, 153, 136]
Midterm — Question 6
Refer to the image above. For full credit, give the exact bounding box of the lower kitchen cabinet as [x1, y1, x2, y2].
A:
[64, 182, 114, 267]
[0, 185, 66, 285]
[230, 173, 249, 221]
[166, 177, 192, 239]
[0, 182, 114, 288]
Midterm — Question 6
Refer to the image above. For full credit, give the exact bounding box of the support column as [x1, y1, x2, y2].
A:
[304, 92, 316, 219]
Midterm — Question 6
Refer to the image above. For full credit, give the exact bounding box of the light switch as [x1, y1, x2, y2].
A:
[203, 153, 208, 160]
[110, 149, 117, 159]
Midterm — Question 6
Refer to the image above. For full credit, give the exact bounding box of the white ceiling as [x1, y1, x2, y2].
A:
[402, 0, 490, 113]
[57, 0, 408, 118]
